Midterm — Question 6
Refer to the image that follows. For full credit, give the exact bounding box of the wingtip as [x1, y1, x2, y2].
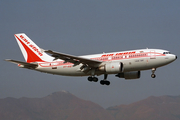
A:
[4, 59, 11, 61]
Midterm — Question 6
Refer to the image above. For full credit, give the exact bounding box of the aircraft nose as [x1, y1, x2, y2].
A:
[173, 55, 177, 61]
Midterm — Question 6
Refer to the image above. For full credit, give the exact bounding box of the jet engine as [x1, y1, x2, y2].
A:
[116, 71, 141, 79]
[98, 61, 123, 74]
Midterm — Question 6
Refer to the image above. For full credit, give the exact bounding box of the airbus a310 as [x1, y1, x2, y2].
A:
[6, 33, 177, 85]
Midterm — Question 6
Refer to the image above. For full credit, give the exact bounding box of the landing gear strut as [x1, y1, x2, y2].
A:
[87, 68, 99, 82]
[151, 68, 156, 78]
[100, 74, 110, 86]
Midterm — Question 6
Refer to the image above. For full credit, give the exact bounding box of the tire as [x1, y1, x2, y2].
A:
[88, 77, 93, 82]
[100, 80, 105, 85]
[93, 77, 98, 82]
[151, 74, 156, 78]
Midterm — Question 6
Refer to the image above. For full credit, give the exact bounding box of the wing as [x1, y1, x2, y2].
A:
[5, 59, 38, 69]
[45, 50, 102, 68]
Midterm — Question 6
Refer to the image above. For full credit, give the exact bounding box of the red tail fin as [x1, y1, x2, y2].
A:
[14, 33, 53, 63]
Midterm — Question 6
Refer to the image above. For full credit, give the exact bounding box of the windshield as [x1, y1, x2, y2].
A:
[163, 52, 170, 54]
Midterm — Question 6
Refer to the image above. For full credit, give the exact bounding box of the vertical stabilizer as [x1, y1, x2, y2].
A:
[14, 33, 53, 63]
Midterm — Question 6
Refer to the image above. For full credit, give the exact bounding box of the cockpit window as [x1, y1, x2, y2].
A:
[163, 52, 170, 54]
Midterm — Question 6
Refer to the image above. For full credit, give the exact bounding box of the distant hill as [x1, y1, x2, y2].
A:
[107, 95, 180, 120]
[0, 91, 114, 120]
[0, 91, 180, 120]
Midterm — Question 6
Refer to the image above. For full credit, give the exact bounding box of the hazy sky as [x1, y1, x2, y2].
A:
[1, 0, 180, 108]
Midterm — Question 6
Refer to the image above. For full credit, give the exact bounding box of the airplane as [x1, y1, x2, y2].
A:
[6, 33, 177, 85]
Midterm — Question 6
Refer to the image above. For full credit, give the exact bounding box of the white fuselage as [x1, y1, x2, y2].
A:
[35, 49, 177, 76]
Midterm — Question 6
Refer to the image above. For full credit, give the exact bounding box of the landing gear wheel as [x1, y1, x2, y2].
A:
[100, 80, 105, 85]
[93, 77, 98, 82]
[151, 74, 156, 78]
[100, 74, 110, 86]
[105, 81, 110, 85]
[100, 80, 110, 86]
[151, 68, 156, 78]
[88, 77, 93, 82]
[88, 77, 98, 82]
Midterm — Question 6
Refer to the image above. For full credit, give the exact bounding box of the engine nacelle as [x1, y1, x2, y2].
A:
[99, 61, 123, 74]
[116, 71, 141, 79]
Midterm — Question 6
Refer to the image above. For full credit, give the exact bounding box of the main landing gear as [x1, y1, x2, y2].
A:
[151, 68, 156, 78]
[100, 74, 110, 86]
[87, 74, 110, 86]
[88, 76, 98, 82]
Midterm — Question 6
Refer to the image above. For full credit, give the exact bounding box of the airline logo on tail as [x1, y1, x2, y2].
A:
[14, 33, 45, 63]
[19, 35, 43, 56]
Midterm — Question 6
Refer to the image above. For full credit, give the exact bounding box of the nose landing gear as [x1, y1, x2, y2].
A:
[151, 68, 156, 78]
[151, 74, 156, 78]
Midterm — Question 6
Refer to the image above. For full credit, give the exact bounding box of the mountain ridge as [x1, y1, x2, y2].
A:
[0, 91, 114, 120]
[107, 95, 180, 120]
[1, 91, 180, 120]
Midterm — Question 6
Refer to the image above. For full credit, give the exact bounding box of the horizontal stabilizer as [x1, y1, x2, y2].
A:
[5, 59, 38, 69]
